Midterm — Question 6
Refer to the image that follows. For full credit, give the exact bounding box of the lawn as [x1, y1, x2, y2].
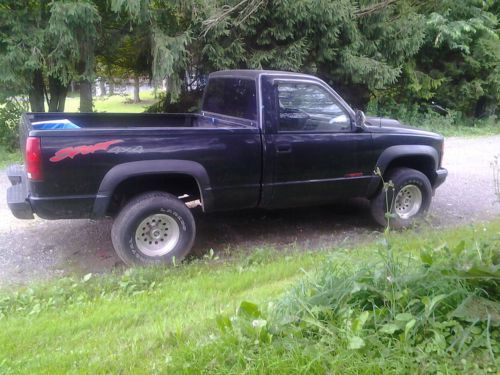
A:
[415, 119, 500, 137]
[64, 90, 158, 113]
[0, 221, 498, 373]
[0, 249, 325, 373]
[0, 146, 21, 169]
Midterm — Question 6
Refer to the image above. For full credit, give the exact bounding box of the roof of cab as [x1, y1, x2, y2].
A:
[209, 69, 318, 80]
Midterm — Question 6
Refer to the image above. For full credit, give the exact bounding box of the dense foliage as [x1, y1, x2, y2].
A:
[0, 1, 100, 112]
[176, 0, 500, 117]
[369, 0, 500, 119]
[0, 0, 498, 142]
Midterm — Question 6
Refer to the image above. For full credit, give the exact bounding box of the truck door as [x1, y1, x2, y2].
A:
[260, 77, 374, 208]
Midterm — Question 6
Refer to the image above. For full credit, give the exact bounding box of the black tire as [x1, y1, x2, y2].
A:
[111, 191, 195, 266]
[370, 168, 432, 229]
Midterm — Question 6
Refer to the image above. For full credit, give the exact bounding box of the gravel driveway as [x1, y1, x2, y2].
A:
[1, 135, 499, 286]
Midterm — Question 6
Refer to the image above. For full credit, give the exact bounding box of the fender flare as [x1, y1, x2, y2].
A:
[91, 160, 212, 218]
[367, 145, 439, 196]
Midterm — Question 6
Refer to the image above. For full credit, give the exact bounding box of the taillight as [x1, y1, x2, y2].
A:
[26, 137, 43, 181]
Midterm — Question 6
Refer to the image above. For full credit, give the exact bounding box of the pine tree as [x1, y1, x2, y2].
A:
[0, 0, 100, 112]
[197, 0, 426, 108]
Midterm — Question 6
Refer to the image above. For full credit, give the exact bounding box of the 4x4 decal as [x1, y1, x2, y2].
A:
[50, 140, 124, 162]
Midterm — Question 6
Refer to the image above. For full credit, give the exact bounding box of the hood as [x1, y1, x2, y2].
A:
[366, 116, 402, 128]
[365, 116, 440, 137]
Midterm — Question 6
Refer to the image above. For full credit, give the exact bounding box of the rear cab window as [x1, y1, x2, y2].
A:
[202, 78, 257, 121]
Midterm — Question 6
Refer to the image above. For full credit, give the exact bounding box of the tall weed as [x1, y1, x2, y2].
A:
[199, 235, 499, 374]
[0, 99, 26, 151]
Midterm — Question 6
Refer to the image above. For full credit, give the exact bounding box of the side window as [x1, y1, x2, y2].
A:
[202, 78, 257, 121]
[277, 82, 351, 132]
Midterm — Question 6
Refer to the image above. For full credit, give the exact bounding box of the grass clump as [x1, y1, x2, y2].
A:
[0, 145, 21, 169]
[411, 114, 499, 137]
[175, 228, 499, 374]
[366, 100, 499, 137]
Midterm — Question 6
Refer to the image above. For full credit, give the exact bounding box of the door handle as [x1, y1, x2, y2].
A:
[276, 143, 292, 154]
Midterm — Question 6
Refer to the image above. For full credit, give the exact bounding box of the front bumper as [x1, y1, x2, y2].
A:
[6, 164, 34, 220]
[434, 168, 448, 190]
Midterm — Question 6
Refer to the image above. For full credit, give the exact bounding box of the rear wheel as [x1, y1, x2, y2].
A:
[111, 191, 195, 266]
[370, 168, 432, 229]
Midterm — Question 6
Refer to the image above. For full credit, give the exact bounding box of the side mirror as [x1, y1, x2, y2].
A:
[354, 110, 366, 129]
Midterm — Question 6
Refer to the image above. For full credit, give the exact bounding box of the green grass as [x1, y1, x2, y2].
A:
[0, 222, 499, 373]
[367, 108, 499, 137]
[64, 90, 158, 113]
[0, 249, 325, 373]
[416, 118, 500, 137]
[0, 146, 21, 169]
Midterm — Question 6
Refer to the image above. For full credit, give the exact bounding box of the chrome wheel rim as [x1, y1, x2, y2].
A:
[394, 184, 422, 219]
[135, 214, 180, 256]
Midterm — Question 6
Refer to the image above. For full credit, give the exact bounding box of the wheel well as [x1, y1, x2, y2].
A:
[107, 174, 202, 216]
[384, 156, 436, 185]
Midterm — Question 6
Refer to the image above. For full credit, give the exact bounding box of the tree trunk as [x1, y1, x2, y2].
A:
[98, 79, 106, 97]
[28, 69, 45, 112]
[133, 75, 141, 103]
[48, 76, 68, 112]
[108, 77, 115, 96]
[80, 80, 93, 112]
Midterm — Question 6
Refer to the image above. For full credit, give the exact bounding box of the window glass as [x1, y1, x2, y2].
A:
[277, 82, 350, 132]
[203, 78, 257, 120]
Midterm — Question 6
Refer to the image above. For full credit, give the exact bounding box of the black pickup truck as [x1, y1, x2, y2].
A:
[7, 70, 447, 265]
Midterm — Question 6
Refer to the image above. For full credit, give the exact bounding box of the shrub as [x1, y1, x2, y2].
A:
[146, 89, 203, 114]
[194, 234, 499, 374]
[0, 99, 26, 151]
[366, 98, 499, 136]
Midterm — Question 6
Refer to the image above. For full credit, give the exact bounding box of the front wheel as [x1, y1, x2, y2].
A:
[111, 191, 196, 266]
[370, 168, 432, 229]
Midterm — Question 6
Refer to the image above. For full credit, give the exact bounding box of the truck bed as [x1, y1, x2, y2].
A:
[20, 112, 255, 152]
[24, 112, 215, 129]
[17, 112, 262, 219]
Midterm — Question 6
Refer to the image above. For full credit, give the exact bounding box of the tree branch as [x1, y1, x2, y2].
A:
[201, 0, 265, 37]
[354, 0, 398, 18]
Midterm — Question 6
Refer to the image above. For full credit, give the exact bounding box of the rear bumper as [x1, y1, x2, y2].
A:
[6, 164, 94, 220]
[6, 164, 34, 220]
[434, 168, 448, 189]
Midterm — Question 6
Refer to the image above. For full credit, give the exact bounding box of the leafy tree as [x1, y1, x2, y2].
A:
[1, 0, 498, 124]
[418, 0, 499, 117]
[196, 0, 426, 108]
[0, 0, 100, 112]
[368, 0, 499, 118]
[109, 0, 191, 100]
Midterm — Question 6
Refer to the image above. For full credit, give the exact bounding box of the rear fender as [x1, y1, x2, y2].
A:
[91, 160, 212, 218]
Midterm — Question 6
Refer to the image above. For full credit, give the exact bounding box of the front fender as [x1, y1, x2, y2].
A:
[367, 145, 439, 197]
[376, 145, 438, 174]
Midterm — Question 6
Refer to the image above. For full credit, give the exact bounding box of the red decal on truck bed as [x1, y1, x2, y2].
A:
[50, 140, 124, 162]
